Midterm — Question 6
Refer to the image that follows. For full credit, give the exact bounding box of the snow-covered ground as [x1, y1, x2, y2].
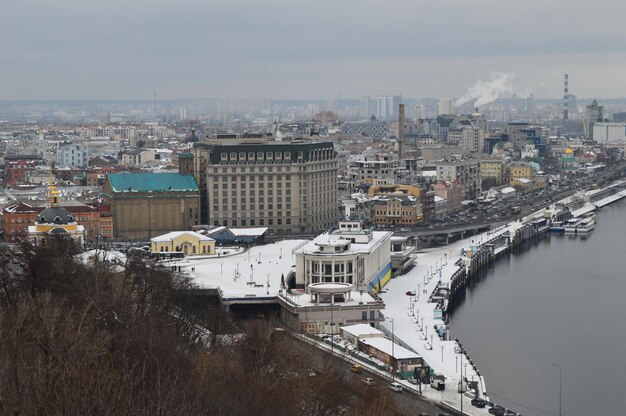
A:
[182, 239, 306, 299]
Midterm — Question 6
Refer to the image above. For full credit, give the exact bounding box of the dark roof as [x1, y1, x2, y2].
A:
[107, 173, 199, 193]
[185, 129, 199, 143]
[38, 207, 75, 225]
[193, 141, 335, 164]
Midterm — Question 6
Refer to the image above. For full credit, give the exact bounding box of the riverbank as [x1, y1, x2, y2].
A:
[379, 178, 626, 415]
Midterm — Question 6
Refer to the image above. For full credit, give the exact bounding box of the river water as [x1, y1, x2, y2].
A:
[450, 199, 626, 416]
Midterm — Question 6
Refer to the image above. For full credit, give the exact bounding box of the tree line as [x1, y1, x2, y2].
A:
[0, 237, 395, 416]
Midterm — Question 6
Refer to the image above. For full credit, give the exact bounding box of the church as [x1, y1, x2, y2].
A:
[28, 178, 85, 246]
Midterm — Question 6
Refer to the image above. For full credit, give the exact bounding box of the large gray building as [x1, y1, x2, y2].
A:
[187, 140, 338, 234]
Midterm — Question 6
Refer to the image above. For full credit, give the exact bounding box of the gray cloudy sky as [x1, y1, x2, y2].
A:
[2, 0, 626, 100]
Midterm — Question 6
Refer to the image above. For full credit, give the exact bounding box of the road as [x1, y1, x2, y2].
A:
[302, 336, 442, 416]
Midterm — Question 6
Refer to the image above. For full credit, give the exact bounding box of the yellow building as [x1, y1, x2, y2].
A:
[372, 196, 423, 226]
[28, 180, 85, 246]
[480, 160, 505, 185]
[367, 184, 422, 198]
[507, 161, 535, 187]
[150, 231, 215, 256]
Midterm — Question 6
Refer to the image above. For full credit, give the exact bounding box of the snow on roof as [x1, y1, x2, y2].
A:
[206, 226, 228, 235]
[517, 178, 532, 183]
[434, 195, 445, 202]
[421, 170, 437, 177]
[500, 187, 516, 194]
[150, 231, 214, 242]
[340, 324, 384, 338]
[360, 337, 420, 360]
[186, 239, 306, 299]
[230, 227, 269, 237]
[295, 230, 392, 257]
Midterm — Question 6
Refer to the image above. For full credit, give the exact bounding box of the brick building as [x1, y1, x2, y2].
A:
[103, 172, 200, 240]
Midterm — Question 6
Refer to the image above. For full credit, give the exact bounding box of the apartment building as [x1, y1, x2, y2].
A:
[436, 159, 481, 200]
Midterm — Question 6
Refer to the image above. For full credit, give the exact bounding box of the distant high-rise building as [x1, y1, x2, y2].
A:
[360, 96, 371, 118]
[376, 96, 401, 120]
[438, 97, 454, 115]
[584, 100, 604, 138]
[179, 107, 188, 121]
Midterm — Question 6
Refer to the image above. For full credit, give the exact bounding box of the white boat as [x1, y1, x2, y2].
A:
[577, 214, 596, 233]
[563, 218, 581, 233]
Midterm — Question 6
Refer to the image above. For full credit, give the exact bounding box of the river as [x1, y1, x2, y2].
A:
[450, 199, 626, 416]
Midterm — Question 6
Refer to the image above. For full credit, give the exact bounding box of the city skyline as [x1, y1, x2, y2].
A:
[3, 0, 626, 101]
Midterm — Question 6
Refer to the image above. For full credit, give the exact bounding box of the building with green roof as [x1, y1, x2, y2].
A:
[103, 172, 200, 240]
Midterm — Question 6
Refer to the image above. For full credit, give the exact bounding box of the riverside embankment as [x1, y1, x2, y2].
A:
[379, 179, 626, 415]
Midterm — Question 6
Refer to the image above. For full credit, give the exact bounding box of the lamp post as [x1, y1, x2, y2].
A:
[441, 345, 444, 362]
[386, 317, 395, 381]
[330, 303, 334, 354]
[551, 362, 562, 416]
[460, 350, 464, 413]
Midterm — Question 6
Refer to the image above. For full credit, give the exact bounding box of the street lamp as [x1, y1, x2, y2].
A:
[459, 350, 460, 413]
[386, 317, 395, 381]
[551, 362, 562, 416]
[440, 345, 444, 362]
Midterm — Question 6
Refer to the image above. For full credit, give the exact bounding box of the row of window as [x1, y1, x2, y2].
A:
[213, 218, 295, 227]
[211, 162, 336, 174]
[214, 181, 291, 189]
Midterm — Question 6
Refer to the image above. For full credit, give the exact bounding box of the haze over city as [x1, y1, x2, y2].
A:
[3, 0, 626, 100]
[3, 2, 626, 416]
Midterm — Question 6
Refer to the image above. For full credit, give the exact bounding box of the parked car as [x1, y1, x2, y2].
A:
[471, 397, 486, 408]
[407, 377, 418, 385]
[388, 382, 402, 393]
[405, 291, 416, 296]
[489, 405, 505, 416]
[362, 377, 375, 386]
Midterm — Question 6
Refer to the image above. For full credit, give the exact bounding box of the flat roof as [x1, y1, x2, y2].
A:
[295, 230, 392, 257]
[360, 337, 420, 360]
[340, 324, 384, 338]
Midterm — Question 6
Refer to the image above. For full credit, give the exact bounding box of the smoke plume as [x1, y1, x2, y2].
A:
[456, 72, 515, 108]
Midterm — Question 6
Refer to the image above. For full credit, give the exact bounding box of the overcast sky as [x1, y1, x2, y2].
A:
[2, 0, 626, 100]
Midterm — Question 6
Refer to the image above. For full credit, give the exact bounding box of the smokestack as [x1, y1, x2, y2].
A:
[563, 74, 569, 120]
[398, 104, 405, 158]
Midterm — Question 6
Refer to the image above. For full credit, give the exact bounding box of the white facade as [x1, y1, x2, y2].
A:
[376, 96, 401, 120]
[449, 126, 484, 152]
[438, 97, 454, 115]
[294, 221, 392, 293]
[56, 142, 89, 168]
[592, 122, 626, 143]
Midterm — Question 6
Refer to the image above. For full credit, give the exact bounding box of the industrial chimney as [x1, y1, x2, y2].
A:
[563, 74, 569, 120]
